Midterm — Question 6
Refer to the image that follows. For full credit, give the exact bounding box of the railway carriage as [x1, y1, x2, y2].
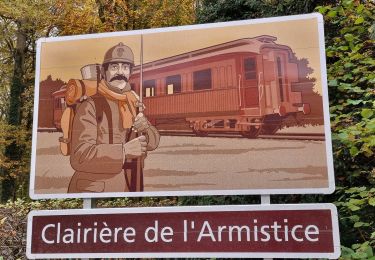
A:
[51, 85, 67, 130]
[129, 35, 310, 137]
[51, 35, 310, 138]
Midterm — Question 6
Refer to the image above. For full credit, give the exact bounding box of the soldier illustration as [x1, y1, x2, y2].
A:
[63, 42, 160, 193]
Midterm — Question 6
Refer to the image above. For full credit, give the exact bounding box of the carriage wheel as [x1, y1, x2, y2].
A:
[260, 115, 282, 135]
[193, 121, 208, 137]
[260, 124, 280, 135]
[241, 118, 262, 138]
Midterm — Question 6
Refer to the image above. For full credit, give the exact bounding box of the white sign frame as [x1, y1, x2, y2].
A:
[30, 13, 335, 199]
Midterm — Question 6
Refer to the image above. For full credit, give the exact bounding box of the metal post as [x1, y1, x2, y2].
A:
[139, 34, 143, 113]
[83, 198, 93, 209]
[82, 198, 94, 260]
[261, 195, 272, 260]
[261, 195, 270, 205]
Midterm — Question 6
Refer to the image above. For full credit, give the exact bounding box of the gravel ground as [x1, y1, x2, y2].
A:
[33, 129, 331, 195]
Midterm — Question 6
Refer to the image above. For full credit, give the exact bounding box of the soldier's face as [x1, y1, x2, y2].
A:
[105, 63, 131, 90]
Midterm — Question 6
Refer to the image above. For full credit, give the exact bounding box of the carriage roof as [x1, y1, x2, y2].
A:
[132, 35, 296, 74]
[51, 85, 67, 97]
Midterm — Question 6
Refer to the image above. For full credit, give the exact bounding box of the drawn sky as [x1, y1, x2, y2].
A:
[39, 16, 323, 93]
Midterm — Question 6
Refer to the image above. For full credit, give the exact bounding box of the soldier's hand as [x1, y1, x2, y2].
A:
[123, 135, 147, 159]
[135, 101, 145, 109]
[133, 113, 151, 132]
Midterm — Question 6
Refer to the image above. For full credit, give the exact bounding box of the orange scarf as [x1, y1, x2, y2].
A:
[98, 80, 138, 129]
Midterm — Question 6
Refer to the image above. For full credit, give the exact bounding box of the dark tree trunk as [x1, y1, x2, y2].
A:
[96, 0, 107, 24]
[1, 25, 27, 202]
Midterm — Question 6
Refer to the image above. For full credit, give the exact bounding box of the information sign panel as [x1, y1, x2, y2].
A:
[27, 204, 340, 259]
[30, 13, 334, 199]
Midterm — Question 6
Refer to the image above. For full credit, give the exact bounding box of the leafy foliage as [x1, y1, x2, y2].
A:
[0, 0, 61, 201]
[0, 0, 196, 202]
[321, 1, 375, 161]
[192, 0, 375, 259]
[316, 1, 375, 258]
[95, 0, 195, 32]
[195, 0, 337, 23]
[0, 197, 176, 258]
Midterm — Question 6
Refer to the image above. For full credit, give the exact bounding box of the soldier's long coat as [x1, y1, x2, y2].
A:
[68, 94, 153, 193]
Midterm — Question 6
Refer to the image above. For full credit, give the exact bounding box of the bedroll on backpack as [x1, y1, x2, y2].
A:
[59, 79, 99, 156]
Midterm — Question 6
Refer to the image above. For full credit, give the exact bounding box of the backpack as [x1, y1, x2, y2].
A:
[58, 79, 101, 156]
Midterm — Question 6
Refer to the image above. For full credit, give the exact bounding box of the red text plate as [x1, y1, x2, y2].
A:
[27, 204, 340, 259]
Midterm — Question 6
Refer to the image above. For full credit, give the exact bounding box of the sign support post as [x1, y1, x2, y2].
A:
[261, 195, 272, 260]
[83, 198, 94, 209]
[83, 198, 94, 260]
[261, 195, 271, 205]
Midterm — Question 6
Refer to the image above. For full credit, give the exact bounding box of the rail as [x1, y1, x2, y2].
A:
[158, 130, 325, 141]
[38, 127, 325, 141]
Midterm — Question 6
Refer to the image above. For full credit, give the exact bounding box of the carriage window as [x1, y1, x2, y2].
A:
[193, 69, 212, 90]
[143, 79, 156, 97]
[166, 75, 181, 94]
[244, 58, 256, 80]
[60, 97, 66, 109]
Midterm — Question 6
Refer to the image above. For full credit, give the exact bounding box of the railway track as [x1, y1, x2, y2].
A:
[158, 130, 325, 141]
[37, 128, 325, 141]
[258, 133, 325, 141]
[37, 128, 59, 133]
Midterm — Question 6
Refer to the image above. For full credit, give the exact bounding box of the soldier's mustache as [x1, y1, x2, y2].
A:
[110, 75, 128, 82]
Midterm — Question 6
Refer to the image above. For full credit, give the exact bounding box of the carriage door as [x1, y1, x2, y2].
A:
[241, 56, 259, 108]
[276, 55, 288, 103]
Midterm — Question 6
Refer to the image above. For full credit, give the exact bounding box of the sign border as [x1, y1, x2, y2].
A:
[30, 12, 335, 199]
[26, 203, 341, 259]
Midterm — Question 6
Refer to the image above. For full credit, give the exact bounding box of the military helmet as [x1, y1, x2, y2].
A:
[102, 42, 134, 66]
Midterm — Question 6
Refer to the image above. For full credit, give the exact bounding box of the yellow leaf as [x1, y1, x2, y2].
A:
[0, 217, 7, 225]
